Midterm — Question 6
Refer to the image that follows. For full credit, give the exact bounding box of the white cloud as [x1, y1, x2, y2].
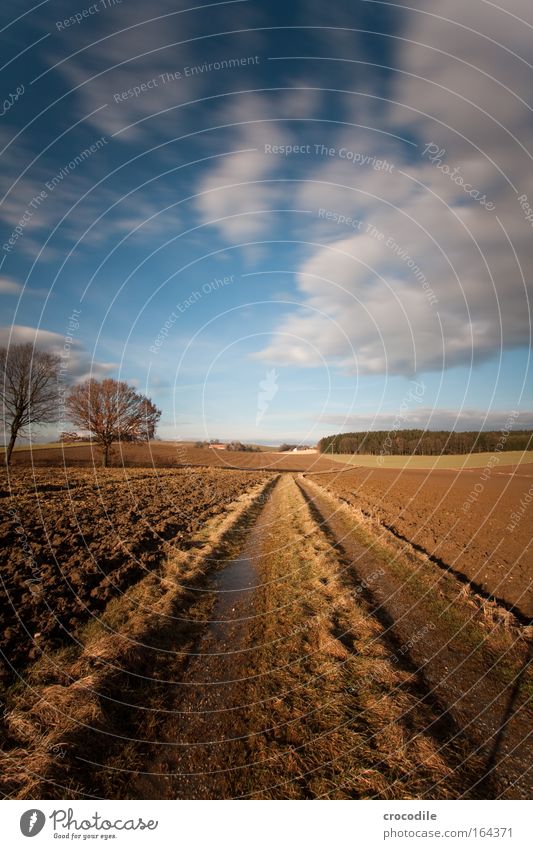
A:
[194, 94, 294, 241]
[321, 407, 533, 432]
[0, 276, 49, 297]
[0, 277, 23, 295]
[0, 325, 114, 382]
[48, 0, 267, 142]
[254, 0, 533, 376]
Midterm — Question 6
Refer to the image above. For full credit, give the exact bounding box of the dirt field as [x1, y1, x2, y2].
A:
[1, 457, 531, 800]
[7, 442, 348, 473]
[306, 465, 533, 620]
[0, 467, 269, 687]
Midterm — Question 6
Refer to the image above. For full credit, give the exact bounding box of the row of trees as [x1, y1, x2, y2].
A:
[318, 429, 533, 456]
[194, 441, 261, 451]
[1, 343, 161, 466]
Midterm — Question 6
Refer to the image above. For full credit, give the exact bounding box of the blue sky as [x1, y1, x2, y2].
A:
[1, 0, 532, 442]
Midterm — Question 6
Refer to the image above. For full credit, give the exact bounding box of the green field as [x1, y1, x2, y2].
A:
[327, 450, 533, 470]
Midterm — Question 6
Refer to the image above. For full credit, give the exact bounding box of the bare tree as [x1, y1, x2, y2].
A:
[66, 378, 161, 466]
[1, 343, 60, 465]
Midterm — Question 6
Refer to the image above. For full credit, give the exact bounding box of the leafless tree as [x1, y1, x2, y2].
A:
[1, 343, 60, 465]
[66, 378, 161, 466]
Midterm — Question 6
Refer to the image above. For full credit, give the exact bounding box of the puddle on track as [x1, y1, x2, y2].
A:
[182, 505, 270, 679]
[208, 548, 261, 641]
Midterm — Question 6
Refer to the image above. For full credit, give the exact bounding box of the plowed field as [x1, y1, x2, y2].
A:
[2, 472, 530, 800]
[306, 465, 533, 619]
[7, 442, 349, 473]
[0, 467, 269, 686]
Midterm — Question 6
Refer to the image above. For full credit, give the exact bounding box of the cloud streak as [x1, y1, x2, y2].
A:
[320, 407, 533, 432]
[0, 325, 114, 382]
[245, 0, 533, 376]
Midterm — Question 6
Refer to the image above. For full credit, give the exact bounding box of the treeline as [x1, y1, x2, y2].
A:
[318, 429, 533, 456]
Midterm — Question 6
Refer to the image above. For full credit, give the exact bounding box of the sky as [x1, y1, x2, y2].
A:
[1, 0, 532, 443]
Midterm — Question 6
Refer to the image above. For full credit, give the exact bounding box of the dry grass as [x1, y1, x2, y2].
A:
[4, 469, 519, 800]
[227, 475, 479, 799]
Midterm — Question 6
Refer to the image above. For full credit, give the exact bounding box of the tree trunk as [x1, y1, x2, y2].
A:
[5, 425, 18, 466]
[103, 443, 109, 467]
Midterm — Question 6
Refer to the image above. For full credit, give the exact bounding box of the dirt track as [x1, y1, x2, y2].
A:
[2, 470, 530, 800]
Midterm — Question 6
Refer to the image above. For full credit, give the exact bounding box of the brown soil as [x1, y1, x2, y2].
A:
[132, 476, 483, 800]
[298, 477, 532, 799]
[8, 442, 349, 473]
[306, 466, 533, 620]
[0, 467, 269, 687]
[1, 466, 530, 800]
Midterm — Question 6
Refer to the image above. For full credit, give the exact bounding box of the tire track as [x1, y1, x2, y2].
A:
[121, 475, 485, 799]
[297, 476, 533, 799]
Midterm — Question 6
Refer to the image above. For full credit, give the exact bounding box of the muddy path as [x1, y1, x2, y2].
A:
[133, 478, 283, 799]
[108, 475, 489, 799]
[3, 472, 529, 799]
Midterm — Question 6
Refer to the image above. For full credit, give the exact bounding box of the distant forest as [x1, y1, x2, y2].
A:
[318, 429, 533, 456]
